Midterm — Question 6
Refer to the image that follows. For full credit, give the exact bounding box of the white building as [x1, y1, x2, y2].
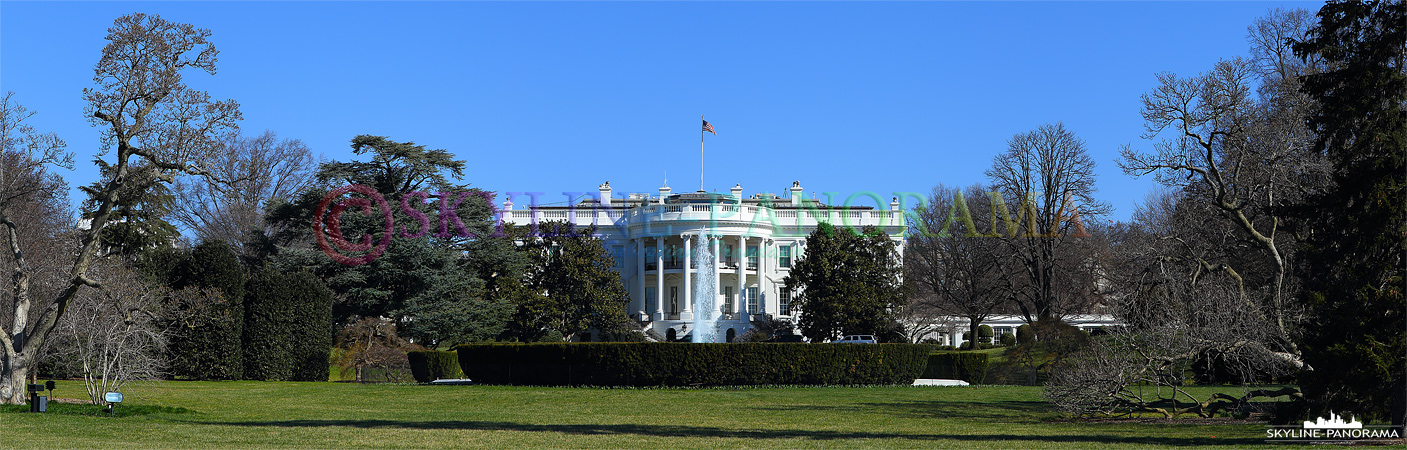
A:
[912, 314, 1123, 347]
[498, 181, 908, 342]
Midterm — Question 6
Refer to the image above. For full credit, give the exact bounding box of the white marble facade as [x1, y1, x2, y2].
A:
[498, 181, 908, 341]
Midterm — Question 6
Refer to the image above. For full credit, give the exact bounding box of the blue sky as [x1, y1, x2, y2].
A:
[2, 1, 1321, 224]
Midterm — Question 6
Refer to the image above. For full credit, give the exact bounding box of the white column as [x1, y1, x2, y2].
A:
[681, 234, 693, 320]
[655, 237, 664, 320]
[636, 238, 645, 318]
[760, 239, 770, 315]
[736, 234, 746, 318]
[711, 236, 721, 316]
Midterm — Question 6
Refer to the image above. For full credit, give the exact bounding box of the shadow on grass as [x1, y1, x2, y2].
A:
[187, 418, 1259, 446]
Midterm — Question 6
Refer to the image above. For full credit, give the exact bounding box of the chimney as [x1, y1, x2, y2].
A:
[731, 183, 743, 200]
[598, 181, 612, 206]
[789, 181, 804, 206]
[658, 184, 671, 204]
[890, 196, 900, 211]
[503, 198, 514, 211]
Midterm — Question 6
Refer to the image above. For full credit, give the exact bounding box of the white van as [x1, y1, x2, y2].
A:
[835, 335, 877, 344]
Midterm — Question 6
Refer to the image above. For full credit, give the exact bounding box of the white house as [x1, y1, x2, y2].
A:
[911, 314, 1122, 347]
[498, 181, 908, 342]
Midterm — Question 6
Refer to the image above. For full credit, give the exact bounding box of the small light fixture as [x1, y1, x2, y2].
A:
[104, 391, 123, 415]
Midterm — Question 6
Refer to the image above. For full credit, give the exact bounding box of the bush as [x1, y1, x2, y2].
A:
[242, 269, 334, 381]
[165, 241, 245, 380]
[286, 272, 334, 382]
[921, 352, 989, 384]
[242, 270, 294, 381]
[978, 325, 993, 344]
[456, 343, 929, 386]
[999, 333, 1016, 346]
[1016, 324, 1034, 345]
[409, 350, 463, 383]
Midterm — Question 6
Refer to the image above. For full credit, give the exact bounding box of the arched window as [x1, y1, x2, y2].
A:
[726, 328, 737, 343]
[666, 328, 677, 342]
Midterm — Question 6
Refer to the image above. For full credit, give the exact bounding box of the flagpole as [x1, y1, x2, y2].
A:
[700, 115, 705, 192]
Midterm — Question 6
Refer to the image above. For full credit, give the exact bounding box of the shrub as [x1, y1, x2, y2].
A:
[999, 333, 1016, 346]
[409, 350, 463, 383]
[242, 269, 334, 381]
[921, 352, 988, 384]
[286, 272, 334, 382]
[242, 270, 294, 381]
[165, 241, 245, 380]
[1016, 324, 1034, 344]
[978, 325, 993, 344]
[456, 343, 929, 386]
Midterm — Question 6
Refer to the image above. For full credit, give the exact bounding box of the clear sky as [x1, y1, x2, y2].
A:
[2, 1, 1322, 224]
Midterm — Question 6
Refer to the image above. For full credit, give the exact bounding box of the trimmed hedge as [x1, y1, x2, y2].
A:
[456, 343, 929, 386]
[921, 352, 989, 384]
[409, 350, 463, 383]
[242, 269, 335, 381]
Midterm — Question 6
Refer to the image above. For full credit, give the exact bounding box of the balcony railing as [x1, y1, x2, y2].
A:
[498, 204, 906, 231]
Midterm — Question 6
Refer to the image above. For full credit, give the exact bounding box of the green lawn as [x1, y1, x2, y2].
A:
[3, 382, 1288, 449]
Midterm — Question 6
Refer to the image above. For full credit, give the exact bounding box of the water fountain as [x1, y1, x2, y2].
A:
[691, 232, 721, 343]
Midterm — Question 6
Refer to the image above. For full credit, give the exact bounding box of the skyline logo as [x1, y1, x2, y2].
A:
[1266, 412, 1399, 443]
[1302, 412, 1362, 429]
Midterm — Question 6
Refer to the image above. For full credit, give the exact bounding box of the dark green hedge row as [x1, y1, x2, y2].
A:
[409, 350, 463, 383]
[456, 343, 929, 386]
[921, 352, 988, 384]
[242, 269, 334, 381]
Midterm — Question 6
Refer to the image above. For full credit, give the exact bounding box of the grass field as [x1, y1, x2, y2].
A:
[2, 382, 1291, 449]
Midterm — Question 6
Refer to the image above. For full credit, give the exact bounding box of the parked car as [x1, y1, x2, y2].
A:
[834, 335, 877, 344]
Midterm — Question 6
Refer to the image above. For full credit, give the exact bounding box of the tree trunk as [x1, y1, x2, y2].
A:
[967, 319, 982, 350]
[0, 354, 31, 405]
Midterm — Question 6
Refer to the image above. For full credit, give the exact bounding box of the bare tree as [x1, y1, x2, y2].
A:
[905, 184, 1009, 349]
[1, 93, 76, 398]
[986, 123, 1112, 323]
[1117, 56, 1320, 355]
[1, 13, 240, 404]
[50, 262, 168, 404]
[1046, 206, 1304, 417]
[331, 317, 423, 383]
[171, 130, 316, 249]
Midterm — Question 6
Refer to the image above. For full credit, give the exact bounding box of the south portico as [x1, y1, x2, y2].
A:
[500, 180, 907, 341]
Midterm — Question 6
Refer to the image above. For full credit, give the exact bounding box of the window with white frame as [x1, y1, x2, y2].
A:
[779, 288, 792, 315]
[746, 287, 758, 313]
[778, 245, 791, 268]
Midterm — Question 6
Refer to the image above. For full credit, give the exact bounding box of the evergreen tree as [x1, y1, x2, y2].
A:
[165, 241, 245, 380]
[242, 269, 294, 380]
[79, 161, 178, 257]
[242, 268, 334, 381]
[784, 223, 904, 342]
[1292, 0, 1406, 429]
[501, 222, 631, 342]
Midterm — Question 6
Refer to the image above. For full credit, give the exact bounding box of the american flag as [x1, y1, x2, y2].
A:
[702, 119, 716, 136]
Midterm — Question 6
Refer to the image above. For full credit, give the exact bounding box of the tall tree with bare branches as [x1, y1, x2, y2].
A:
[986, 123, 1111, 323]
[0, 13, 240, 404]
[905, 183, 1009, 349]
[171, 130, 316, 250]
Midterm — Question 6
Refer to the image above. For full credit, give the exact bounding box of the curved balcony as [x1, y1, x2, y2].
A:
[496, 204, 906, 235]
